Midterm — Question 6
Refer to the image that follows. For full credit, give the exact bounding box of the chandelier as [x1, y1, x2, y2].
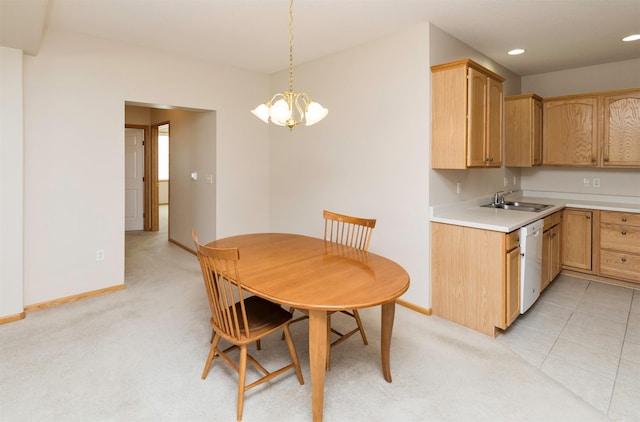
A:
[251, 0, 328, 129]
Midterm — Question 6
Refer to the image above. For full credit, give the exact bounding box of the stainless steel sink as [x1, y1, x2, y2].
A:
[481, 201, 553, 212]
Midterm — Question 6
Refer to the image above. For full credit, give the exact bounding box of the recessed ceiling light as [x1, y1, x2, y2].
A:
[508, 49, 526, 55]
[622, 34, 640, 42]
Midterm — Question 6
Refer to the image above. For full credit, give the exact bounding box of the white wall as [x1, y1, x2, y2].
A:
[268, 23, 431, 308]
[21, 29, 270, 306]
[521, 59, 640, 199]
[522, 59, 640, 97]
[0, 47, 24, 319]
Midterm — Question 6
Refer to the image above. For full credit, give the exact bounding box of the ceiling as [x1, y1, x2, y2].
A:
[1, 0, 639, 77]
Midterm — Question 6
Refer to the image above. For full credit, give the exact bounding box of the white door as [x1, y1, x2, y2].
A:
[125, 128, 145, 231]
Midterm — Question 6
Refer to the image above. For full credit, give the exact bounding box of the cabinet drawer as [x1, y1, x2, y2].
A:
[600, 211, 640, 227]
[600, 250, 640, 283]
[543, 211, 562, 231]
[600, 224, 640, 254]
[506, 230, 520, 251]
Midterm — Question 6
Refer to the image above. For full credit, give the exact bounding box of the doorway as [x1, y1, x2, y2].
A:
[156, 123, 170, 234]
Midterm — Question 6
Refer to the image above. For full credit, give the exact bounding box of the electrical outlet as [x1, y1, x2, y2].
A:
[504, 177, 509, 187]
[583, 178, 590, 187]
[593, 178, 600, 188]
[456, 182, 461, 194]
[513, 176, 516, 185]
[96, 249, 105, 261]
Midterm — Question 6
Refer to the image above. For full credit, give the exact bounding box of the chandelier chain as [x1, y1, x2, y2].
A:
[288, 0, 294, 92]
[250, 0, 327, 128]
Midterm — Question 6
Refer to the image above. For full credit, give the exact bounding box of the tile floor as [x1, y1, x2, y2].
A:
[498, 274, 640, 421]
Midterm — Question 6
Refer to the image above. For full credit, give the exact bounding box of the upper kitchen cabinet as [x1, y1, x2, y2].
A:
[505, 94, 543, 167]
[602, 90, 640, 167]
[543, 88, 640, 168]
[543, 95, 599, 166]
[431, 59, 505, 169]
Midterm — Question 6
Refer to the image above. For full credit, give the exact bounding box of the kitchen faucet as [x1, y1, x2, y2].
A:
[493, 190, 517, 205]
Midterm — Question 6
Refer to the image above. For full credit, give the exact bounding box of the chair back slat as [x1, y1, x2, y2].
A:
[323, 210, 376, 251]
[193, 231, 250, 340]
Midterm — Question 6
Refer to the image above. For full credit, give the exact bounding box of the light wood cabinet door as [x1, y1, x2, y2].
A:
[541, 229, 551, 290]
[543, 97, 598, 166]
[541, 216, 561, 291]
[550, 224, 561, 280]
[486, 77, 504, 167]
[467, 69, 503, 167]
[505, 246, 520, 326]
[467, 67, 489, 167]
[562, 209, 593, 271]
[505, 94, 542, 167]
[602, 91, 640, 167]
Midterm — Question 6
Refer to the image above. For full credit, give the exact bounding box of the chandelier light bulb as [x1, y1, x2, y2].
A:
[269, 99, 291, 124]
[305, 102, 329, 126]
[251, 104, 270, 123]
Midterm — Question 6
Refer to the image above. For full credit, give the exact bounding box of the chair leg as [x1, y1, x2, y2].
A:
[352, 309, 368, 345]
[237, 345, 248, 421]
[281, 307, 296, 340]
[202, 334, 221, 379]
[282, 325, 304, 385]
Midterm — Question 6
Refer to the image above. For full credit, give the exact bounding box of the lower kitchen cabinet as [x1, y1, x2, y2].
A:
[599, 211, 640, 283]
[562, 208, 593, 272]
[505, 230, 521, 327]
[431, 222, 519, 337]
[541, 211, 562, 291]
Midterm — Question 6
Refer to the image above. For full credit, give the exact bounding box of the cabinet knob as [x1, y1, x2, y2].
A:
[604, 157, 609, 162]
[621, 257, 627, 263]
[622, 217, 628, 222]
[622, 231, 627, 235]
[586, 215, 591, 220]
[550, 233, 556, 239]
[591, 159, 596, 164]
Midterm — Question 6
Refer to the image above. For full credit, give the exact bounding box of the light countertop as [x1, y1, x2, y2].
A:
[430, 192, 640, 233]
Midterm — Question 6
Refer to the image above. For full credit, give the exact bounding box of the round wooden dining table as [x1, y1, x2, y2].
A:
[206, 233, 410, 422]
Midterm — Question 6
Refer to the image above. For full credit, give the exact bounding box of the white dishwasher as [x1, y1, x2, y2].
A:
[519, 219, 544, 313]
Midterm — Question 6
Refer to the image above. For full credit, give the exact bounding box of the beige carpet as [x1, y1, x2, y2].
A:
[0, 229, 607, 421]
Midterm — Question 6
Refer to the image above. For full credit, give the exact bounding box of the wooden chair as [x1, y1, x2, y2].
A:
[192, 231, 304, 421]
[288, 210, 376, 368]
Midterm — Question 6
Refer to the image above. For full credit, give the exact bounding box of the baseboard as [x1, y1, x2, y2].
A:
[0, 312, 25, 325]
[561, 270, 640, 291]
[23, 284, 126, 313]
[169, 238, 196, 255]
[396, 298, 432, 316]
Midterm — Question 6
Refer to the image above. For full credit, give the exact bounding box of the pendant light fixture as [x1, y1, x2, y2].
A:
[251, 0, 328, 129]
